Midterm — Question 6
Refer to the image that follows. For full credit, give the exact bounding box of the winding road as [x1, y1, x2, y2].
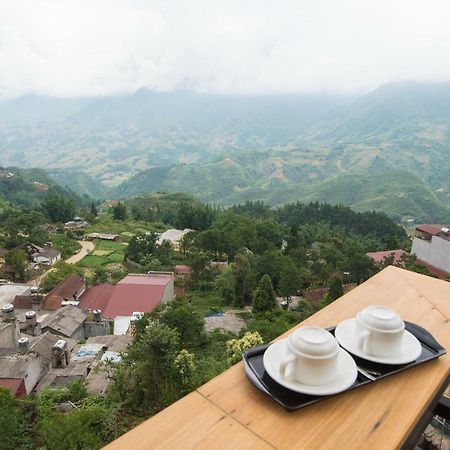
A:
[65, 240, 94, 264]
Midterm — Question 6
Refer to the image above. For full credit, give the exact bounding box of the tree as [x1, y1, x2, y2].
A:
[112, 202, 127, 221]
[327, 276, 344, 302]
[93, 267, 109, 284]
[5, 249, 28, 281]
[0, 388, 27, 449]
[42, 194, 75, 222]
[159, 302, 205, 348]
[126, 233, 157, 262]
[90, 202, 98, 217]
[110, 322, 182, 414]
[252, 274, 277, 313]
[189, 250, 211, 286]
[279, 259, 304, 306]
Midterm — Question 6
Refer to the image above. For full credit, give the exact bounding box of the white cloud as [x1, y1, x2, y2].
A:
[1, 0, 450, 98]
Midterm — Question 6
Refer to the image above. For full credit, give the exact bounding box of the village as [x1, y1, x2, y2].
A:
[1, 208, 449, 400]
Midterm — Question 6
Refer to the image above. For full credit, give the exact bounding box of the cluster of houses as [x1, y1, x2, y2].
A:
[0, 242, 62, 280]
[0, 270, 175, 398]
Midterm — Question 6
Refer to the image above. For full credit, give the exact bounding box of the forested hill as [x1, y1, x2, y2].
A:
[2, 82, 450, 221]
[0, 167, 91, 208]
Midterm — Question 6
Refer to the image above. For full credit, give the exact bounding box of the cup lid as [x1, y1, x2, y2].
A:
[288, 326, 338, 358]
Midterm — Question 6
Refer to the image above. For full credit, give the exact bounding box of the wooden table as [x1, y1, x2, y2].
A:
[105, 267, 450, 449]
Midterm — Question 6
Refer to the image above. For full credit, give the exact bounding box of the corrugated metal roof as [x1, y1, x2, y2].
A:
[42, 275, 85, 310]
[118, 274, 172, 286]
[40, 306, 86, 338]
[29, 332, 76, 365]
[103, 284, 165, 318]
[79, 284, 114, 312]
[415, 224, 443, 236]
[366, 250, 407, 263]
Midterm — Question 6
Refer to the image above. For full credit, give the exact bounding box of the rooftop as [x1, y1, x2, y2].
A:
[118, 273, 172, 286]
[28, 332, 77, 365]
[366, 249, 407, 264]
[0, 284, 32, 308]
[415, 224, 443, 235]
[40, 306, 86, 338]
[79, 284, 115, 312]
[42, 275, 85, 310]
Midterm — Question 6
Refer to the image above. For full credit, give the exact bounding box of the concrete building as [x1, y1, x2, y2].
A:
[40, 306, 87, 341]
[156, 229, 194, 248]
[79, 273, 175, 335]
[411, 224, 450, 276]
[0, 284, 33, 308]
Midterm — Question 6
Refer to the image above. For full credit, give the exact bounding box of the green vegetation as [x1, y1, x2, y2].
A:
[51, 234, 81, 259]
[77, 240, 126, 268]
[0, 167, 91, 209]
[40, 262, 84, 292]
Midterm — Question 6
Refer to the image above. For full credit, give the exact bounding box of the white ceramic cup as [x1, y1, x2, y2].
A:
[356, 305, 405, 358]
[279, 326, 340, 386]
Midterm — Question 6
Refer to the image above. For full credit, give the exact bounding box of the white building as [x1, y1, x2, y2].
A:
[411, 224, 450, 275]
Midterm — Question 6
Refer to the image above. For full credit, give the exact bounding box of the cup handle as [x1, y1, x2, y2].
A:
[279, 354, 296, 380]
[358, 329, 371, 353]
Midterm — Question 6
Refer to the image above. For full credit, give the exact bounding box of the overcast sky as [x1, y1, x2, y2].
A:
[1, 0, 450, 98]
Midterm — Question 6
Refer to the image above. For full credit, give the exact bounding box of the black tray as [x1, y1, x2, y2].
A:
[242, 321, 446, 411]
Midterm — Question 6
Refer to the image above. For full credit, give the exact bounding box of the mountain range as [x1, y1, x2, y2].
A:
[1, 82, 450, 222]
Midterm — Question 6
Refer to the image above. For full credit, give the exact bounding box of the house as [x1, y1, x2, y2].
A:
[210, 261, 229, 270]
[41, 223, 59, 235]
[79, 273, 174, 322]
[366, 249, 407, 265]
[36, 335, 130, 393]
[85, 233, 120, 242]
[16, 243, 61, 266]
[42, 275, 86, 310]
[30, 245, 61, 266]
[0, 378, 26, 397]
[156, 229, 194, 248]
[84, 335, 132, 394]
[104, 273, 174, 319]
[0, 284, 33, 308]
[175, 265, 192, 276]
[411, 224, 450, 277]
[0, 354, 42, 395]
[64, 220, 89, 230]
[40, 306, 87, 341]
[78, 272, 175, 334]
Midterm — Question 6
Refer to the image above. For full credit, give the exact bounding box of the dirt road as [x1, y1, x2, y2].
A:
[65, 240, 94, 264]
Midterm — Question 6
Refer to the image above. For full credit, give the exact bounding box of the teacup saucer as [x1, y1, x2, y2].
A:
[263, 339, 357, 396]
[335, 319, 423, 365]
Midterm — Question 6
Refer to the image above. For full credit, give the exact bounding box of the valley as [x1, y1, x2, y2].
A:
[1, 82, 450, 223]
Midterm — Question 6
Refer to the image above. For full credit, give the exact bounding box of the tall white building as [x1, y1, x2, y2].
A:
[411, 224, 450, 276]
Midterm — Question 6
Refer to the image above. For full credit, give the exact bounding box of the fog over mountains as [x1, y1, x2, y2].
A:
[1, 81, 450, 222]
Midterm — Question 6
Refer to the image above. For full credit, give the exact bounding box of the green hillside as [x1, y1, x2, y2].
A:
[0, 167, 91, 208]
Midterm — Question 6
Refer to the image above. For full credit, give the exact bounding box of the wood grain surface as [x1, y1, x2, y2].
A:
[105, 266, 450, 449]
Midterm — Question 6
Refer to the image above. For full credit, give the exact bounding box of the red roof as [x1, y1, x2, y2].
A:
[366, 250, 407, 264]
[79, 284, 115, 312]
[416, 259, 450, 279]
[102, 274, 173, 318]
[0, 378, 26, 398]
[175, 265, 192, 274]
[43, 275, 86, 310]
[415, 224, 442, 236]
